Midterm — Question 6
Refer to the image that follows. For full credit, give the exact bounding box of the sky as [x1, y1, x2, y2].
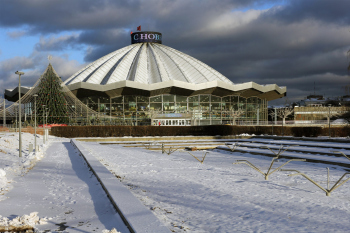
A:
[0, 0, 350, 105]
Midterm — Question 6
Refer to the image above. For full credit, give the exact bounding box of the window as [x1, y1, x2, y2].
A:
[200, 95, 210, 103]
[112, 96, 123, 103]
[211, 95, 221, 102]
[222, 96, 230, 103]
[163, 103, 175, 111]
[137, 96, 148, 102]
[124, 96, 136, 102]
[150, 96, 162, 102]
[176, 95, 187, 103]
[188, 96, 199, 102]
[163, 95, 175, 102]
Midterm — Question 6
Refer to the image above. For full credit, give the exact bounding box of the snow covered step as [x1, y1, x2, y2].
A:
[217, 146, 350, 168]
[71, 139, 171, 233]
[226, 143, 350, 157]
[241, 138, 350, 150]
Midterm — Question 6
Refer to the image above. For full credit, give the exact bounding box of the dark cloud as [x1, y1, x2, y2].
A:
[264, 0, 350, 25]
[1, 0, 350, 104]
[0, 0, 270, 33]
[34, 35, 81, 51]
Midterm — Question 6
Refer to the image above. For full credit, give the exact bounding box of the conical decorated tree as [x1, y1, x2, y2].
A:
[36, 63, 69, 124]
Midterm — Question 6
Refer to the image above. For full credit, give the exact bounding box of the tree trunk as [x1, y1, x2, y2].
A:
[233, 117, 236, 125]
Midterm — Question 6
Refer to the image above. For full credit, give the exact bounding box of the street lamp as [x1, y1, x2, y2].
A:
[33, 94, 38, 153]
[15, 104, 17, 132]
[42, 105, 45, 144]
[328, 104, 331, 138]
[46, 107, 48, 142]
[15, 71, 24, 158]
[2, 98, 5, 128]
[46, 108, 48, 125]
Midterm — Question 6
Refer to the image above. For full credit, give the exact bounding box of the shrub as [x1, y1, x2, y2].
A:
[291, 127, 323, 137]
[50, 125, 349, 138]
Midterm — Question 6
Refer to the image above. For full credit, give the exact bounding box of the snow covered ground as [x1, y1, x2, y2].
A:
[81, 139, 350, 233]
[0, 132, 127, 232]
[0, 132, 46, 200]
[1, 132, 350, 232]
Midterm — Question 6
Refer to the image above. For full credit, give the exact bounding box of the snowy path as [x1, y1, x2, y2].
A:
[0, 139, 129, 233]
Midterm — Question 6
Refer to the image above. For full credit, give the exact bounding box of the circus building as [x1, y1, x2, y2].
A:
[4, 31, 286, 126]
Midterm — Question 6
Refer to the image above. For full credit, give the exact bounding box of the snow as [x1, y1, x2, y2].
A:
[0, 212, 46, 227]
[332, 119, 349, 124]
[0, 132, 46, 201]
[81, 138, 350, 233]
[0, 132, 128, 232]
[1, 132, 350, 232]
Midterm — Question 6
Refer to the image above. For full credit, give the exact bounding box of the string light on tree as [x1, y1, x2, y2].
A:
[35, 61, 69, 124]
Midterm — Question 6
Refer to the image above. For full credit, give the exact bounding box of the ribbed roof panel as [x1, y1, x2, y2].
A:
[64, 42, 234, 86]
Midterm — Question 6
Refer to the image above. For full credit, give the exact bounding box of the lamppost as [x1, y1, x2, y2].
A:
[15, 104, 17, 132]
[46, 108, 48, 125]
[15, 71, 24, 158]
[46, 107, 48, 142]
[33, 94, 38, 153]
[2, 99, 5, 128]
[42, 105, 45, 144]
[328, 104, 331, 138]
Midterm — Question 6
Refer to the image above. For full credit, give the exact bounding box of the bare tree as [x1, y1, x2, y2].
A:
[228, 107, 245, 125]
[268, 108, 278, 135]
[314, 106, 346, 137]
[268, 109, 276, 123]
[275, 100, 294, 136]
[276, 106, 294, 125]
[142, 108, 161, 125]
[316, 106, 343, 124]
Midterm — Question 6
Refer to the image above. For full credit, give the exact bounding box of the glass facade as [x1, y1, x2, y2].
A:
[80, 94, 268, 126]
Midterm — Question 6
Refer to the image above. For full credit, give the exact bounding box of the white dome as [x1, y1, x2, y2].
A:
[64, 43, 234, 86]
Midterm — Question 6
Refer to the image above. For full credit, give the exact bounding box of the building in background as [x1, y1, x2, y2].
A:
[294, 95, 350, 123]
[5, 31, 286, 126]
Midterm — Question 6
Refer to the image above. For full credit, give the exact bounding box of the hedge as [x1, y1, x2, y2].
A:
[50, 125, 350, 138]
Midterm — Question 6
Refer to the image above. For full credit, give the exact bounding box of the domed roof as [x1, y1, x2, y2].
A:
[64, 42, 234, 86]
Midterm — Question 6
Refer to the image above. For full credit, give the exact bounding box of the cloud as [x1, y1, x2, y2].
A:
[7, 30, 27, 38]
[264, 0, 350, 25]
[0, 53, 85, 100]
[0, 56, 35, 73]
[0, 0, 350, 105]
[0, 56, 39, 97]
[35, 34, 80, 51]
[49, 56, 85, 81]
[0, 0, 271, 33]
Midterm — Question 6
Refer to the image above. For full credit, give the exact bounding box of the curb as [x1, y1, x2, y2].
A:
[75, 135, 252, 142]
[70, 139, 171, 233]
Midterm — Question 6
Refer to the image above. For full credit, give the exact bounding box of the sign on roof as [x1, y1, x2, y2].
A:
[131, 31, 162, 44]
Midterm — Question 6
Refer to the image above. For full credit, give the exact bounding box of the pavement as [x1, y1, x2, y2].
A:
[0, 138, 129, 233]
